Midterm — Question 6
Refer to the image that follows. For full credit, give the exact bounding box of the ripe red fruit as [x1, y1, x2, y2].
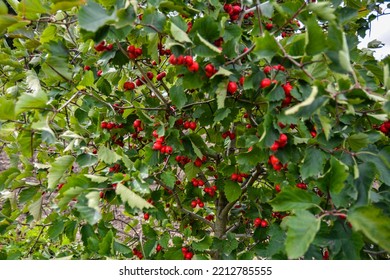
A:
[275, 184, 281, 193]
[189, 121, 197, 131]
[156, 72, 166, 81]
[310, 130, 317, 138]
[169, 54, 178, 65]
[198, 201, 204, 208]
[239, 76, 245, 86]
[124, 81, 136, 90]
[254, 217, 262, 227]
[194, 158, 202, 167]
[260, 78, 272, 88]
[263, 65, 272, 74]
[184, 55, 193, 66]
[152, 142, 162, 151]
[229, 132, 236, 140]
[188, 61, 199, 72]
[279, 133, 288, 143]
[270, 141, 280, 151]
[100, 121, 108, 129]
[265, 23, 273, 30]
[106, 122, 115, 130]
[156, 244, 162, 252]
[231, 173, 238, 181]
[181, 247, 188, 254]
[84, 65, 91, 71]
[260, 220, 268, 228]
[269, 155, 279, 166]
[322, 250, 329, 260]
[133, 119, 142, 128]
[143, 212, 150, 220]
[282, 82, 293, 96]
[97, 69, 103, 77]
[184, 251, 194, 260]
[191, 200, 198, 208]
[227, 81, 238, 95]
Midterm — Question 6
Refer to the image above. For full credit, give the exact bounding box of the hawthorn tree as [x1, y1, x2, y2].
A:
[0, 0, 389, 260]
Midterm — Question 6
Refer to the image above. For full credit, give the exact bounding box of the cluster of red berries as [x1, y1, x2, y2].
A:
[263, 64, 286, 75]
[223, 3, 255, 21]
[268, 155, 284, 171]
[272, 212, 288, 220]
[227, 81, 238, 95]
[175, 155, 192, 165]
[296, 182, 308, 190]
[254, 217, 268, 228]
[204, 63, 218, 78]
[132, 248, 144, 259]
[157, 43, 171, 56]
[124, 81, 136, 91]
[281, 82, 294, 107]
[222, 130, 236, 140]
[181, 247, 194, 260]
[230, 172, 249, 183]
[204, 185, 217, 197]
[270, 133, 288, 151]
[100, 121, 122, 130]
[175, 118, 197, 131]
[191, 178, 205, 187]
[94, 40, 113, 52]
[374, 120, 390, 136]
[133, 119, 143, 133]
[194, 156, 207, 167]
[109, 163, 121, 173]
[152, 136, 173, 155]
[127, 45, 143, 59]
[191, 198, 204, 208]
[169, 54, 199, 72]
[156, 71, 166, 81]
[205, 214, 214, 221]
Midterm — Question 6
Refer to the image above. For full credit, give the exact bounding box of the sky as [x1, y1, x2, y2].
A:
[358, 6, 390, 60]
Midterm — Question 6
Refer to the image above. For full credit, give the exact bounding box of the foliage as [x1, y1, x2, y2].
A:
[0, 0, 389, 260]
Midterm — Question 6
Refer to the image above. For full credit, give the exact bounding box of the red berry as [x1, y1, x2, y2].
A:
[153, 141, 163, 150]
[169, 54, 177, 65]
[188, 61, 199, 72]
[189, 121, 197, 131]
[184, 55, 193, 66]
[270, 141, 279, 151]
[143, 212, 150, 220]
[191, 200, 198, 208]
[239, 76, 245, 86]
[194, 158, 202, 167]
[260, 78, 272, 88]
[231, 173, 238, 181]
[84, 65, 91, 71]
[184, 251, 194, 260]
[97, 69, 103, 77]
[133, 119, 142, 128]
[100, 121, 108, 129]
[279, 133, 288, 144]
[181, 247, 188, 254]
[260, 220, 268, 228]
[254, 217, 262, 227]
[263, 65, 272, 74]
[310, 130, 317, 138]
[227, 81, 238, 95]
[124, 81, 136, 90]
[229, 132, 236, 140]
[265, 23, 273, 30]
[275, 184, 281, 193]
[156, 244, 162, 252]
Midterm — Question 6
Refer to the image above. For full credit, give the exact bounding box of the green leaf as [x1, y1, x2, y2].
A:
[161, 171, 176, 188]
[348, 206, 390, 253]
[48, 155, 75, 189]
[170, 84, 187, 110]
[214, 108, 231, 122]
[300, 147, 327, 180]
[115, 183, 154, 210]
[98, 145, 121, 164]
[0, 97, 15, 120]
[76, 203, 101, 225]
[84, 174, 108, 183]
[98, 229, 114, 255]
[197, 33, 222, 54]
[17, 0, 50, 19]
[216, 81, 227, 109]
[319, 115, 332, 140]
[327, 156, 349, 194]
[224, 180, 241, 202]
[26, 69, 42, 94]
[28, 195, 43, 221]
[307, 2, 336, 22]
[270, 187, 321, 212]
[253, 31, 280, 61]
[170, 22, 192, 43]
[347, 133, 369, 151]
[47, 219, 65, 240]
[15, 90, 48, 115]
[76, 154, 98, 168]
[305, 16, 327, 56]
[78, 0, 116, 32]
[285, 86, 318, 115]
[192, 235, 213, 252]
[354, 162, 375, 206]
[281, 210, 321, 259]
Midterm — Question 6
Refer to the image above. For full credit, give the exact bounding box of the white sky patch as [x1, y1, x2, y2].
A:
[358, 5, 390, 60]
